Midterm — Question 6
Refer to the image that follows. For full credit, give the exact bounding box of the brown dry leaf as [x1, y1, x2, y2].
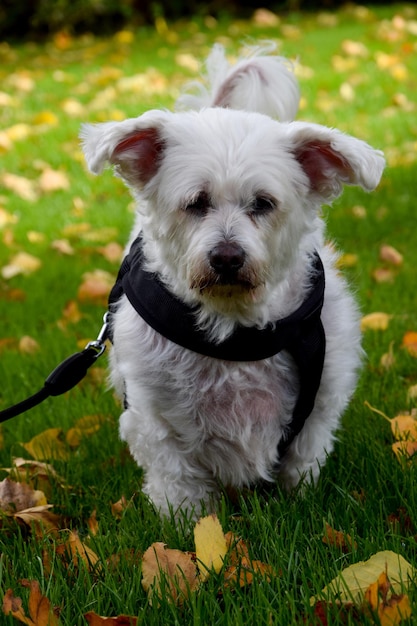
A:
[2, 579, 61, 625]
[373, 267, 396, 283]
[322, 522, 357, 553]
[379, 245, 403, 266]
[15, 506, 62, 537]
[380, 342, 396, 370]
[360, 312, 391, 332]
[84, 613, 137, 625]
[65, 530, 101, 572]
[194, 514, 228, 581]
[87, 509, 99, 536]
[51, 239, 75, 255]
[21, 428, 70, 462]
[98, 242, 124, 263]
[3, 457, 64, 498]
[252, 8, 280, 27]
[77, 269, 114, 305]
[141, 542, 199, 605]
[66, 414, 104, 448]
[1, 172, 38, 201]
[364, 570, 412, 625]
[111, 495, 129, 519]
[2, 251, 42, 279]
[0, 477, 46, 513]
[402, 331, 417, 358]
[38, 168, 70, 193]
[57, 300, 83, 331]
[19, 335, 40, 355]
[223, 532, 274, 588]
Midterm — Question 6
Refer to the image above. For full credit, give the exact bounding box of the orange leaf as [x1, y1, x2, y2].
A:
[2, 580, 60, 625]
[322, 523, 357, 553]
[392, 440, 417, 462]
[402, 332, 417, 358]
[379, 245, 403, 266]
[65, 530, 101, 572]
[390, 413, 417, 441]
[77, 270, 114, 305]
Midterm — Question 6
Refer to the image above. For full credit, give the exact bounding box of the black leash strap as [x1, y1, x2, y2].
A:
[0, 314, 110, 424]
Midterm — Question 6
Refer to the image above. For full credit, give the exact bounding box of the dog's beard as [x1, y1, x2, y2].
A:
[190, 265, 263, 302]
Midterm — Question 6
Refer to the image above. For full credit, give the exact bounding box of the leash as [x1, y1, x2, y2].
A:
[0, 313, 110, 424]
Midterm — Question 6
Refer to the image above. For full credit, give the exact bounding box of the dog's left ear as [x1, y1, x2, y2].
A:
[80, 110, 170, 186]
[285, 122, 385, 201]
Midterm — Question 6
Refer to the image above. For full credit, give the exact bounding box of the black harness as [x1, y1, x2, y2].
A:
[109, 236, 326, 458]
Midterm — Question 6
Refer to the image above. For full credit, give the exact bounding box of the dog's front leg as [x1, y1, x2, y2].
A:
[119, 407, 219, 517]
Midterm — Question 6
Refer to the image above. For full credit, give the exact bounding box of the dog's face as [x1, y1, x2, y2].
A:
[81, 107, 384, 315]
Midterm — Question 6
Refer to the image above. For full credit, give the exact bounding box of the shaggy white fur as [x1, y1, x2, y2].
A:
[81, 45, 385, 517]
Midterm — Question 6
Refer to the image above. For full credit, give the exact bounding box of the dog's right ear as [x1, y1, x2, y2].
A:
[80, 111, 170, 186]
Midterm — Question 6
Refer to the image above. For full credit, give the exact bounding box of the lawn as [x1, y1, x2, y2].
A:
[0, 4, 417, 624]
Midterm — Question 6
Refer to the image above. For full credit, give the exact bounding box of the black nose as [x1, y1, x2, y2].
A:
[209, 242, 246, 275]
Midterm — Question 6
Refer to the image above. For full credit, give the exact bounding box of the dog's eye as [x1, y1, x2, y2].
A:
[251, 195, 277, 214]
[184, 192, 210, 216]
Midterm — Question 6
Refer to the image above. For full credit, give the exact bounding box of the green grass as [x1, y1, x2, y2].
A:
[1, 4, 417, 624]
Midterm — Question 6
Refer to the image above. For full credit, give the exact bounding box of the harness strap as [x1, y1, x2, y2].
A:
[108, 236, 326, 457]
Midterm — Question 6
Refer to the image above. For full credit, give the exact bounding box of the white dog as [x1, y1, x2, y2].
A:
[81, 45, 385, 516]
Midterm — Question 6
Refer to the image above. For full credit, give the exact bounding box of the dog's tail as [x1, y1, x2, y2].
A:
[176, 43, 300, 122]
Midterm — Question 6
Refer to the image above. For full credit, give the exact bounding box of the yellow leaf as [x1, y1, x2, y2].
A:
[32, 111, 59, 126]
[311, 551, 413, 606]
[194, 514, 227, 580]
[2, 252, 42, 279]
[141, 542, 199, 604]
[66, 415, 104, 448]
[22, 429, 70, 461]
[360, 312, 391, 331]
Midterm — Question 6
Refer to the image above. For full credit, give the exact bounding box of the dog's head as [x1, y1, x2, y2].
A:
[81, 108, 384, 320]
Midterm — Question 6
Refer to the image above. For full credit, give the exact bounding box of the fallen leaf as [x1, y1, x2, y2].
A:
[1, 173, 38, 201]
[364, 570, 412, 625]
[21, 428, 70, 462]
[14, 506, 61, 537]
[2, 251, 42, 279]
[0, 477, 46, 513]
[85, 613, 137, 625]
[3, 580, 60, 625]
[51, 239, 75, 255]
[360, 312, 391, 332]
[380, 342, 395, 370]
[311, 551, 413, 606]
[392, 440, 417, 463]
[141, 542, 199, 605]
[402, 332, 417, 358]
[19, 336, 40, 355]
[373, 267, 396, 283]
[390, 412, 417, 441]
[379, 245, 403, 266]
[194, 514, 228, 580]
[252, 8, 280, 27]
[66, 415, 104, 448]
[111, 496, 129, 519]
[38, 168, 70, 193]
[65, 530, 101, 571]
[77, 269, 114, 305]
[98, 242, 124, 263]
[322, 522, 357, 553]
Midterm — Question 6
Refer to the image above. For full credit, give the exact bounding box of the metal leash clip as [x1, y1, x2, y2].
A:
[85, 312, 110, 358]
